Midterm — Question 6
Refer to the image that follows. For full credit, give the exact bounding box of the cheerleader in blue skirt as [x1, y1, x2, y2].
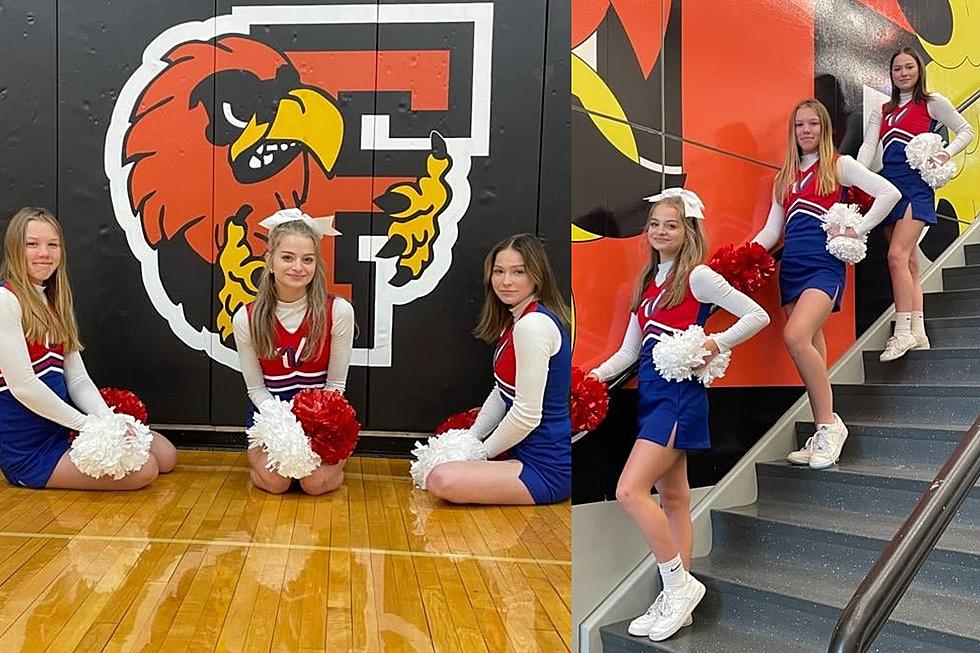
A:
[753, 100, 899, 470]
[857, 47, 974, 362]
[591, 190, 769, 641]
[426, 234, 572, 505]
[0, 207, 176, 490]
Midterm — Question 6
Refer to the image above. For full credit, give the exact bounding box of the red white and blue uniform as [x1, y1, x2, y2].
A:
[244, 297, 333, 425]
[493, 302, 571, 504]
[780, 161, 847, 312]
[0, 283, 72, 487]
[636, 279, 713, 449]
[878, 99, 937, 225]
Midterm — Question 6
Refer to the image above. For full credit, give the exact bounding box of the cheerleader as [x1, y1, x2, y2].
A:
[232, 210, 355, 495]
[857, 47, 974, 362]
[425, 234, 572, 505]
[0, 207, 177, 490]
[752, 99, 900, 469]
[590, 189, 769, 641]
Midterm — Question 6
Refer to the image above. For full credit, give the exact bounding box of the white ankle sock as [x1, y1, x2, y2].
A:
[911, 311, 925, 337]
[894, 312, 912, 337]
[658, 554, 688, 593]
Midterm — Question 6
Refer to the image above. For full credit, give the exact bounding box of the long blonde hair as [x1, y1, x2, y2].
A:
[249, 220, 333, 360]
[473, 233, 571, 343]
[773, 99, 838, 203]
[0, 207, 82, 352]
[631, 196, 708, 311]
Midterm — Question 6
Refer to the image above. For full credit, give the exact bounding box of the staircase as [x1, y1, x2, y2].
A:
[600, 243, 980, 653]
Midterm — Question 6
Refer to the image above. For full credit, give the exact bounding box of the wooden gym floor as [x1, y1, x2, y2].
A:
[0, 451, 571, 652]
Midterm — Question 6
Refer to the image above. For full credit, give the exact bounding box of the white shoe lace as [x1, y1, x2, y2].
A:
[813, 428, 830, 454]
[641, 593, 667, 618]
[799, 436, 814, 453]
[654, 591, 677, 618]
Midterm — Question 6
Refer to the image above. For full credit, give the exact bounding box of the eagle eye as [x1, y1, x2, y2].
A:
[222, 102, 250, 129]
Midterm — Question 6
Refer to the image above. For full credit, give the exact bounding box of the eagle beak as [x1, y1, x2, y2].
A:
[229, 88, 343, 174]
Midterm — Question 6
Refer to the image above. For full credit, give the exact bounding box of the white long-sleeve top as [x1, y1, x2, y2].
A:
[0, 285, 110, 431]
[589, 262, 770, 382]
[232, 295, 355, 407]
[751, 153, 901, 248]
[467, 296, 563, 459]
[857, 91, 975, 169]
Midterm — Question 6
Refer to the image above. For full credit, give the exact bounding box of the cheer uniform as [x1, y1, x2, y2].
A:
[0, 282, 109, 487]
[470, 298, 572, 505]
[592, 264, 768, 449]
[233, 295, 355, 426]
[753, 153, 900, 311]
[857, 92, 974, 226]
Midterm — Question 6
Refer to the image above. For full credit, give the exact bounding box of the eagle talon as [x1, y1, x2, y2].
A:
[376, 235, 407, 259]
[388, 267, 415, 288]
[375, 132, 453, 284]
[429, 132, 448, 159]
[374, 191, 411, 216]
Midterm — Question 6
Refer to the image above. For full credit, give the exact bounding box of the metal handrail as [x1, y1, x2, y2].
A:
[828, 414, 980, 653]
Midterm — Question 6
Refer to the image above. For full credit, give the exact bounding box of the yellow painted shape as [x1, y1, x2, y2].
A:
[383, 139, 453, 278]
[572, 222, 602, 242]
[216, 220, 264, 340]
[572, 53, 639, 163]
[921, 4, 980, 230]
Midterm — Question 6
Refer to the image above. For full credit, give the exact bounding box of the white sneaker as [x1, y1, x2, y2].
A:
[647, 576, 706, 642]
[787, 437, 814, 465]
[627, 592, 693, 636]
[879, 333, 918, 362]
[912, 333, 931, 350]
[809, 414, 849, 470]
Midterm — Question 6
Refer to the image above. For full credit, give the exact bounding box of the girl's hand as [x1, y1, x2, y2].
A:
[927, 151, 951, 168]
[828, 225, 858, 239]
[586, 371, 601, 382]
[692, 339, 720, 372]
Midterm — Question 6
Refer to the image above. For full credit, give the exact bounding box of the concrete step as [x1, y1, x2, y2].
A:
[755, 460, 980, 527]
[964, 243, 980, 266]
[832, 384, 980, 427]
[794, 420, 963, 466]
[942, 264, 980, 291]
[713, 501, 980, 596]
[924, 288, 980, 318]
[862, 347, 980, 385]
[887, 316, 980, 349]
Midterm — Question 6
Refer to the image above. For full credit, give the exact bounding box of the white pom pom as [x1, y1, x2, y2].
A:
[247, 398, 320, 479]
[410, 429, 488, 489]
[822, 203, 868, 264]
[827, 235, 868, 263]
[919, 160, 957, 188]
[693, 349, 732, 386]
[651, 325, 730, 385]
[905, 133, 957, 188]
[70, 412, 153, 480]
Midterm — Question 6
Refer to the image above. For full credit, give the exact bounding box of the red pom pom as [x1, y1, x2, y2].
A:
[571, 367, 609, 432]
[435, 409, 479, 435]
[291, 389, 361, 465]
[707, 242, 776, 295]
[99, 387, 148, 423]
[845, 186, 875, 215]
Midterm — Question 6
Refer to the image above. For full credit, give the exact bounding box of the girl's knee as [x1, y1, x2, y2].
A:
[659, 485, 691, 513]
[426, 466, 460, 501]
[252, 469, 290, 494]
[128, 456, 159, 489]
[782, 325, 809, 354]
[887, 246, 912, 270]
[615, 481, 646, 506]
[154, 443, 178, 474]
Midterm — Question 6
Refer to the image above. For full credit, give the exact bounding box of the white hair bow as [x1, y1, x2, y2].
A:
[258, 208, 342, 237]
[643, 187, 706, 219]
